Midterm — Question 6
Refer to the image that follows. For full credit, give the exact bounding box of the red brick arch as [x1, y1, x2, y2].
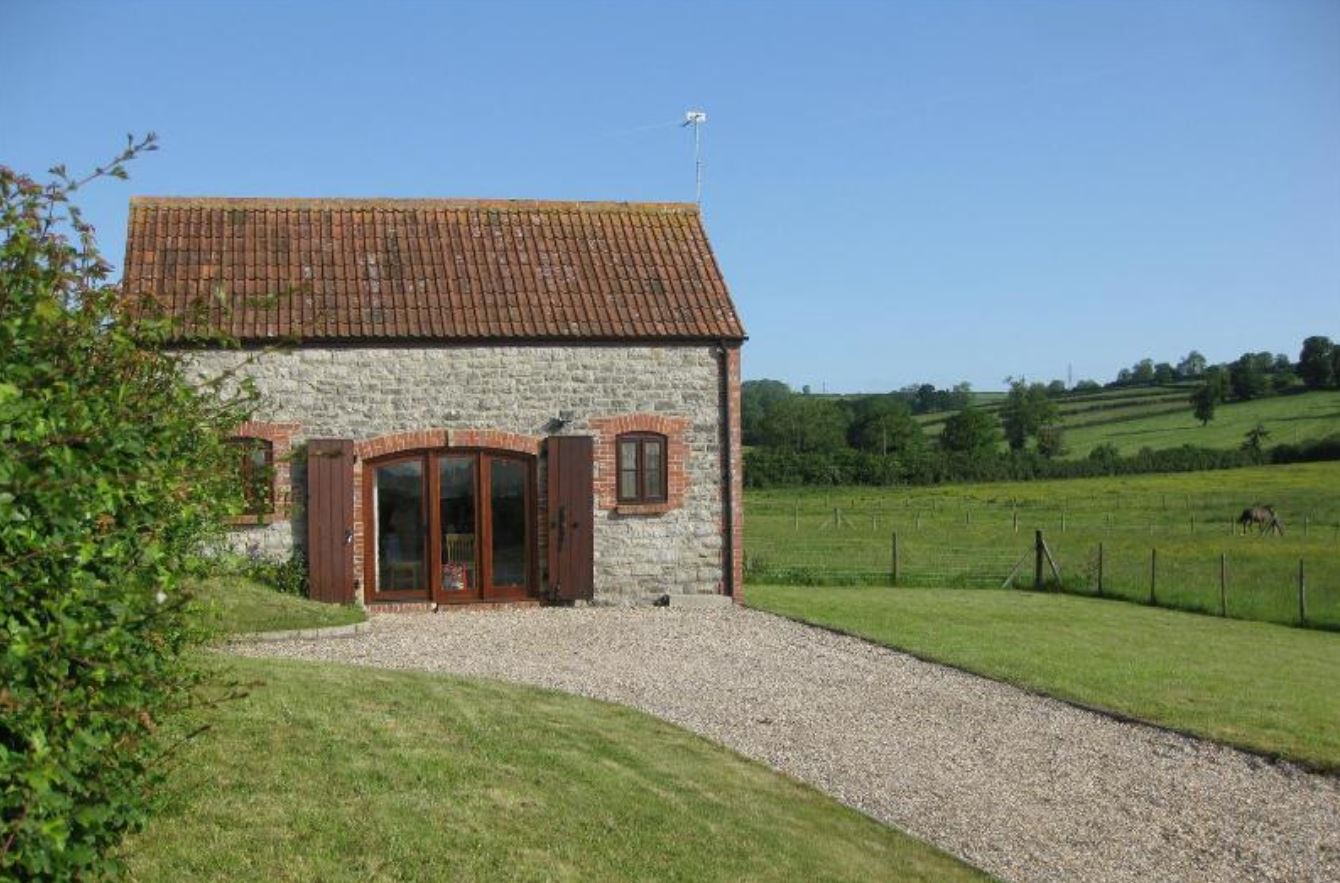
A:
[587, 414, 689, 514]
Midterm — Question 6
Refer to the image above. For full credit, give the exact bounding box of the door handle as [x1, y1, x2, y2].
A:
[344, 530, 353, 546]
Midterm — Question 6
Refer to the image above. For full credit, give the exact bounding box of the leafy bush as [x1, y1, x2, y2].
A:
[213, 546, 309, 597]
[0, 142, 254, 878]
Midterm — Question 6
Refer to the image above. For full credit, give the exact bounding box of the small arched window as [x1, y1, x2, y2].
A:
[616, 433, 667, 504]
[229, 437, 274, 515]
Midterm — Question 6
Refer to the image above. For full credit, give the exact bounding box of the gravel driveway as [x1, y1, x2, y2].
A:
[231, 607, 1340, 882]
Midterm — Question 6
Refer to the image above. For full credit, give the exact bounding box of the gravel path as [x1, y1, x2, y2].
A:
[230, 607, 1340, 882]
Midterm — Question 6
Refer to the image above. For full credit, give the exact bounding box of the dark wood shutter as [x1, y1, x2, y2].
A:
[307, 439, 355, 604]
[546, 436, 594, 601]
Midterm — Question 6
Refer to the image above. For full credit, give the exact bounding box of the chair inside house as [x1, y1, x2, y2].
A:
[443, 532, 476, 590]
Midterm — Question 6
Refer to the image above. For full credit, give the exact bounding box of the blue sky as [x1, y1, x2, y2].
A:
[2, 0, 1337, 392]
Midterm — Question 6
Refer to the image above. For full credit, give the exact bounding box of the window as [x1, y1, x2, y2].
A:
[230, 437, 274, 515]
[616, 433, 667, 504]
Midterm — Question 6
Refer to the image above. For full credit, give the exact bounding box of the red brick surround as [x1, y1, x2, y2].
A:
[350, 428, 544, 603]
[587, 414, 690, 515]
[228, 420, 300, 523]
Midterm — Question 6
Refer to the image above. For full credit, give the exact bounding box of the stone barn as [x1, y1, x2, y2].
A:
[121, 197, 746, 608]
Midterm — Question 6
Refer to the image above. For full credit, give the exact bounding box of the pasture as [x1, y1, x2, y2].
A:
[913, 387, 1340, 459]
[745, 461, 1340, 629]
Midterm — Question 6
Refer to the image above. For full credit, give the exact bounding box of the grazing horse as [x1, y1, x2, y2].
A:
[1238, 505, 1284, 536]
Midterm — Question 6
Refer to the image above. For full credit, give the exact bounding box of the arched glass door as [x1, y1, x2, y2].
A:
[366, 449, 534, 603]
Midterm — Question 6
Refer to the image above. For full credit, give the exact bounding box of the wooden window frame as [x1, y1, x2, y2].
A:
[229, 436, 275, 517]
[616, 432, 668, 505]
[361, 447, 537, 605]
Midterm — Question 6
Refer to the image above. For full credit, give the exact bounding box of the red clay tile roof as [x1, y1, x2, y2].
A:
[122, 197, 745, 343]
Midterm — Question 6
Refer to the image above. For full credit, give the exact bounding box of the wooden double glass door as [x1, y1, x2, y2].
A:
[366, 449, 534, 603]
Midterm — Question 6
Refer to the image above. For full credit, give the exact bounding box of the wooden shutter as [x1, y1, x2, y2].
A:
[546, 436, 594, 601]
[307, 439, 355, 604]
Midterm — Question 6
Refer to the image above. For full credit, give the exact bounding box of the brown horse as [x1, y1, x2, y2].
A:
[1238, 505, 1284, 536]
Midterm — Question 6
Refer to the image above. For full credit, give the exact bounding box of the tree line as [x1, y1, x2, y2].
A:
[743, 333, 1339, 486]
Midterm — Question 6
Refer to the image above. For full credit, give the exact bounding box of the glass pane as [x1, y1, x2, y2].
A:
[243, 443, 272, 514]
[644, 440, 664, 500]
[374, 460, 425, 593]
[619, 467, 639, 501]
[439, 456, 476, 593]
[489, 458, 528, 588]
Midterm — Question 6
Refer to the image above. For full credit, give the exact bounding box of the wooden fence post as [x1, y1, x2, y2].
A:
[1062, 512, 1067, 533]
[833, 507, 840, 529]
[1097, 543, 1104, 597]
[891, 532, 899, 586]
[1298, 559, 1307, 626]
[793, 503, 799, 531]
[1149, 548, 1157, 605]
[1013, 509, 1019, 533]
[1219, 553, 1227, 617]
[1190, 514, 1195, 534]
[1304, 515, 1309, 537]
[1034, 529, 1045, 590]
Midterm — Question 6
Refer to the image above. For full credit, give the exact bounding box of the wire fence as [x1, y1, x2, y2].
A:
[745, 502, 1340, 630]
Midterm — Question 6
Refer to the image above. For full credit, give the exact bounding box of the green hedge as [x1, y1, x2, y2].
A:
[743, 435, 1340, 488]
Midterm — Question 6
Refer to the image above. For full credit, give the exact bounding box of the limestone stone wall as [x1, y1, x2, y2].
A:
[187, 344, 726, 602]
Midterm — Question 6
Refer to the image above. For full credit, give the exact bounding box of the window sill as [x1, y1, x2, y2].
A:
[614, 502, 674, 516]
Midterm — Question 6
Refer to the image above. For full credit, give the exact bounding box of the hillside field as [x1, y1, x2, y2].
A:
[744, 462, 1340, 629]
[914, 387, 1340, 459]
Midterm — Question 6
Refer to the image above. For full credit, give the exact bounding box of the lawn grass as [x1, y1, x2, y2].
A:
[122, 656, 985, 882]
[746, 462, 1340, 628]
[190, 576, 365, 634]
[747, 584, 1340, 771]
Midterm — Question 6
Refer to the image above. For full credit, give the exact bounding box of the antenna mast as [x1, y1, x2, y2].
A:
[683, 110, 707, 204]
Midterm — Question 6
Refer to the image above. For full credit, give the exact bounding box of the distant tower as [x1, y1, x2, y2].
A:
[683, 110, 707, 204]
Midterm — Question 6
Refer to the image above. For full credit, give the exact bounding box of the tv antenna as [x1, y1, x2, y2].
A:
[683, 110, 707, 204]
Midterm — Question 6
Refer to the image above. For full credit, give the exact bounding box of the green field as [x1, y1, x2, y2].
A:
[745, 462, 1340, 628]
[124, 656, 982, 882]
[747, 585, 1340, 771]
[914, 387, 1340, 459]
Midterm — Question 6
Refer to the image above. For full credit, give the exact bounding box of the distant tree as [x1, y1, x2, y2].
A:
[948, 381, 973, 410]
[1000, 381, 1060, 451]
[1115, 368, 1132, 386]
[757, 395, 847, 453]
[1036, 425, 1067, 459]
[1332, 348, 1340, 389]
[1271, 367, 1299, 393]
[1298, 336, 1335, 389]
[1153, 362, 1176, 385]
[1229, 353, 1270, 400]
[801, 384, 812, 395]
[1131, 358, 1155, 385]
[1190, 382, 1220, 426]
[1242, 422, 1271, 459]
[850, 397, 925, 456]
[1073, 379, 1101, 392]
[741, 379, 792, 445]
[940, 407, 1001, 454]
[1176, 350, 1207, 378]
[1045, 379, 1067, 397]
